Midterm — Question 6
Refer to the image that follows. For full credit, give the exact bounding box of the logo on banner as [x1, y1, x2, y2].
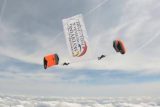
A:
[67, 20, 87, 57]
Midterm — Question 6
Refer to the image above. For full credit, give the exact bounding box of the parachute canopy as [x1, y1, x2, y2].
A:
[113, 39, 126, 54]
[43, 54, 59, 69]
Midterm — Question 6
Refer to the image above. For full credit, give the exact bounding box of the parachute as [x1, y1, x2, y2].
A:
[113, 39, 126, 54]
[43, 54, 59, 69]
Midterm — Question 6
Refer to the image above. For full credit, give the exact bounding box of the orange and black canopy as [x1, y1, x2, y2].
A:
[113, 40, 126, 54]
[43, 54, 59, 69]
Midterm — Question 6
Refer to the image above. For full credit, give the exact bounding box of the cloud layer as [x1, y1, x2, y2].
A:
[0, 95, 160, 107]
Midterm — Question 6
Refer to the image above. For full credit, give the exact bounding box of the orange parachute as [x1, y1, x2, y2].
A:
[43, 54, 59, 69]
[113, 39, 126, 54]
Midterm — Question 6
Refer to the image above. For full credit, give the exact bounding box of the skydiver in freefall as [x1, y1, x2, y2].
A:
[63, 62, 70, 66]
[98, 55, 106, 60]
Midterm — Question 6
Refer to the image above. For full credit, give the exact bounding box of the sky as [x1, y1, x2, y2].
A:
[0, 0, 160, 97]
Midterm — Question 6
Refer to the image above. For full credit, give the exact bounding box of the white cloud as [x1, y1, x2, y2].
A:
[0, 95, 160, 107]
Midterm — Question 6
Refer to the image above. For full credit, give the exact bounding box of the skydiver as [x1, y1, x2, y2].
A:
[98, 55, 106, 60]
[63, 62, 70, 66]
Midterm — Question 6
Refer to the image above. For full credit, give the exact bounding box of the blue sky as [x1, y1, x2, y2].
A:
[0, 0, 160, 97]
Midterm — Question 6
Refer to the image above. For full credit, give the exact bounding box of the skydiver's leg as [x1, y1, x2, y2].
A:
[98, 57, 100, 60]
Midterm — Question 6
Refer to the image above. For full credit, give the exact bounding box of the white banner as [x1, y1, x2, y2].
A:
[62, 14, 89, 58]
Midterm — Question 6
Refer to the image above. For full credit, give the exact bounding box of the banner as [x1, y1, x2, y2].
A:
[62, 14, 89, 58]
